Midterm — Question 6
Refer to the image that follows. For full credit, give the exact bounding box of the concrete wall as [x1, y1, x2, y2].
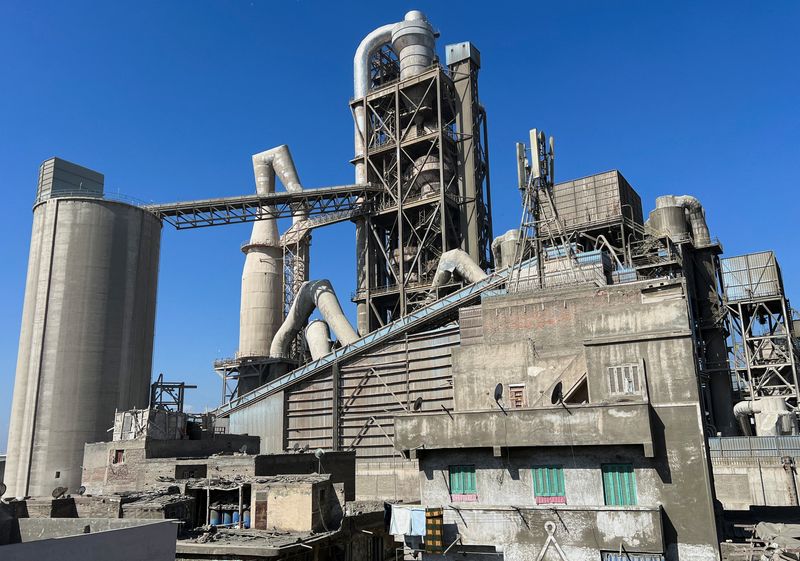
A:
[712, 456, 800, 510]
[1, 519, 176, 561]
[255, 451, 356, 500]
[355, 459, 420, 502]
[402, 280, 721, 561]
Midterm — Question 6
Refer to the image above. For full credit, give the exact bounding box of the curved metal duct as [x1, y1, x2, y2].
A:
[733, 400, 757, 436]
[734, 397, 792, 436]
[239, 145, 304, 358]
[270, 279, 359, 358]
[655, 195, 711, 247]
[391, 10, 436, 80]
[432, 249, 487, 287]
[305, 320, 332, 360]
[491, 230, 520, 270]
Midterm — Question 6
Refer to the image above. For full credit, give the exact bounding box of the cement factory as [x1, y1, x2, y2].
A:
[2, 9, 800, 561]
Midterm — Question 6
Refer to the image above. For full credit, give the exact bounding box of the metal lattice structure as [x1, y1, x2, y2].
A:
[149, 373, 196, 413]
[351, 59, 492, 332]
[723, 252, 800, 408]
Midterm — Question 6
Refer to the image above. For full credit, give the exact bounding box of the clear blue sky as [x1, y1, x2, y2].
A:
[1, 1, 798, 451]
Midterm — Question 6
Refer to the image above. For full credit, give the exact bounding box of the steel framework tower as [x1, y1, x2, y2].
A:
[351, 34, 492, 333]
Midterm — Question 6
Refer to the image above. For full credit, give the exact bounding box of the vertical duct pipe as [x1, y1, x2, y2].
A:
[655, 195, 711, 247]
[239, 145, 304, 358]
[305, 320, 332, 360]
[352, 11, 434, 335]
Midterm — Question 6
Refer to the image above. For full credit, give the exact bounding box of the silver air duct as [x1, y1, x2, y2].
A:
[734, 397, 794, 436]
[655, 195, 711, 247]
[432, 249, 487, 287]
[305, 320, 332, 360]
[239, 145, 304, 358]
[491, 230, 520, 270]
[270, 279, 359, 358]
[353, 11, 435, 335]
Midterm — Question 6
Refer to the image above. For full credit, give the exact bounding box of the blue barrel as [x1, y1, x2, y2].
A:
[243, 509, 251, 529]
[222, 511, 232, 525]
[232, 511, 240, 525]
[209, 508, 220, 526]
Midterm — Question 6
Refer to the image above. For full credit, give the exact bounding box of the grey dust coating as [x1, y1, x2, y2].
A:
[4, 158, 161, 498]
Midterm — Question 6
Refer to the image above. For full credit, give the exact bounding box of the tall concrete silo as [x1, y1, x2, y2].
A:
[4, 158, 161, 497]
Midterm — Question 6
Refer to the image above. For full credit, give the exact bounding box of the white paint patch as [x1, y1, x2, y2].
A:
[596, 510, 655, 548]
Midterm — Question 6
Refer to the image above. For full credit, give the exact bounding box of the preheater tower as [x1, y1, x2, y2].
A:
[4, 158, 160, 497]
[351, 11, 492, 333]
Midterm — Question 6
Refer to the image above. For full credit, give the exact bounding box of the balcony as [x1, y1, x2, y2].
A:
[394, 402, 654, 457]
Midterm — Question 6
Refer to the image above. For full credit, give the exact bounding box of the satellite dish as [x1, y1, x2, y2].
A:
[412, 397, 423, 412]
[77, 485, 86, 496]
[314, 448, 325, 459]
[238, 445, 248, 454]
[551, 382, 564, 405]
[292, 442, 300, 452]
[301, 444, 310, 453]
[494, 383, 504, 402]
[0, 482, 7, 498]
[52, 486, 68, 499]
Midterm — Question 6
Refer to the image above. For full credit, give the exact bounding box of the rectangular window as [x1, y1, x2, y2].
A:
[509, 384, 526, 408]
[113, 450, 125, 464]
[602, 463, 637, 506]
[532, 466, 566, 504]
[449, 465, 477, 502]
[607, 364, 641, 396]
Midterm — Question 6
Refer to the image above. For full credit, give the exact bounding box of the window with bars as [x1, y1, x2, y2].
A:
[607, 364, 641, 396]
[532, 466, 566, 504]
[509, 384, 526, 408]
[449, 465, 477, 502]
[602, 463, 637, 506]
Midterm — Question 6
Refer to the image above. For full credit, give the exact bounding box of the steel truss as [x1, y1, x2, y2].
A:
[351, 63, 492, 331]
[727, 296, 799, 407]
[145, 184, 379, 229]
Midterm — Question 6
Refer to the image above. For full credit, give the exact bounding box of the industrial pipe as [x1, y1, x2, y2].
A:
[491, 230, 520, 270]
[305, 320, 332, 360]
[733, 400, 757, 436]
[655, 195, 711, 247]
[432, 249, 487, 287]
[239, 145, 305, 358]
[270, 280, 359, 358]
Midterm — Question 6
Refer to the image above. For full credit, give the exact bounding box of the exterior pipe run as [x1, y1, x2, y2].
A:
[432, 249, 487, 288]
[655, 195, 711, 247]
[305, 320, 332, 360]
[270, 279, 359, 358]
[491, 230, 520, 270]
[239, 145, 304, 358]
[733, 400, 756, 436]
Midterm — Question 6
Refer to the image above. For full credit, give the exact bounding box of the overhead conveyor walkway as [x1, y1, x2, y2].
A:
[144, 184, 380, 229]
[213, 266, 512, 417]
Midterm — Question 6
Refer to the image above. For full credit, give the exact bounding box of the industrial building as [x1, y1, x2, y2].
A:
[3, 8, 800, 561]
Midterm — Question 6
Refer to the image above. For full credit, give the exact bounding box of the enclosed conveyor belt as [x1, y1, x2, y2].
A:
[214, 266, 512, 417]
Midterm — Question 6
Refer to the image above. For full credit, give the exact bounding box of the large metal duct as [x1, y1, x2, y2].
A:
[655, 195, 711, 247]
[353, 11, 435, 335]
[239, 145, 304, 358]
[305, 320, 332, 360]
[491, 230, 520, 270]
[432, 249, 487, 287]
[734, 397, 794, 436]
[5, 159, 160, 497]
[270, 279, 359, 358]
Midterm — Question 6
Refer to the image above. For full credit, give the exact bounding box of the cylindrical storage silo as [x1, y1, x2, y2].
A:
[5, 170, 160, 498]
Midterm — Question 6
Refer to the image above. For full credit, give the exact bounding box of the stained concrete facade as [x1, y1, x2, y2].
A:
[394, 279, 721, 560]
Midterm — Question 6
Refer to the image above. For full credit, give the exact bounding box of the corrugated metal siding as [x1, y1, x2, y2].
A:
[602, 554, 664, 561]
[709, 436, 800, 458]
[229, 391, 285, 453]
[284, 325, 459, 460]
[552, 170, 643, 232]
[721, 251, 783, 301]
[459, 306, 483, 346]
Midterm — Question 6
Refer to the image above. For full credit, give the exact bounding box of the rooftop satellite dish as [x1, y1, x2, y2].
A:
[314, 448, 325, 460]
[0, 482, 6, 498]
[494, 383, 504, 402]
[52, 486, 68, 499]
[551, 382, 564, 405]
[77, 485, 86, 496]
[302, 444, 310, 453]
[292, 442, 300, 452]
[412, 397, 423, 412]
[239, 444, 248, 454]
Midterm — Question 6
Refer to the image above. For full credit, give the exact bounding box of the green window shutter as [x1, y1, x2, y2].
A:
[602, 464, 637, 506]
[449, 465, 476, 494]
[532, 466, 565, 497]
